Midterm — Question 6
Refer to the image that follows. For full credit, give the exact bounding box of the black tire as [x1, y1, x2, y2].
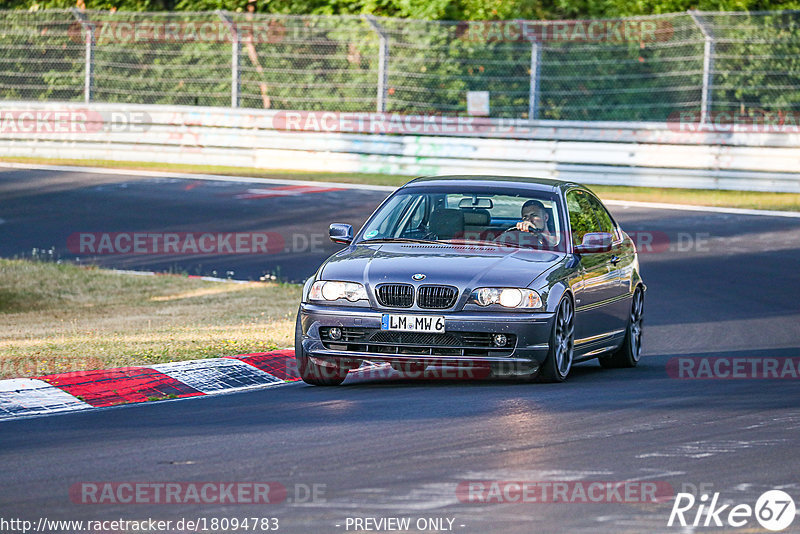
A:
[599, 286, 644, 369]
[294, 311, 348, 386]
[538, 296, 575, 383]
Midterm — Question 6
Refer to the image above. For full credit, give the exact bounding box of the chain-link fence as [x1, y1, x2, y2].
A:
[0, 9, 798, 121]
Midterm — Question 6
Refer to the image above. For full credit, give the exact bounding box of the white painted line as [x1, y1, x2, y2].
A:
[235, 185, 346, 199]
[603, 199, 800, 218]
[107, 269, 252, 284]
[195, 276, 251, 284]
[151, 358, 283, 394]
[0, 161, 397, 192]
[0, 378, 91, 420]
[2, 161, 798, 218]
[109, 269, 157, 276]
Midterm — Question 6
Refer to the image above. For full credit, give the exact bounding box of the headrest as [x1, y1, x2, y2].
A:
[429, 208, 464, 239]
[462, 209, 491, 226]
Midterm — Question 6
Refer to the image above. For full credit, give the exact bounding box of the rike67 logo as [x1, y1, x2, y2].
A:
[668, 490, 796, 531]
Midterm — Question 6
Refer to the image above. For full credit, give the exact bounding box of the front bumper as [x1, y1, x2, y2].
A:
[299, 303, 555, 374]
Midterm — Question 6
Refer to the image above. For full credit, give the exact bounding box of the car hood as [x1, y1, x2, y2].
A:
[319, 243, 563, 290]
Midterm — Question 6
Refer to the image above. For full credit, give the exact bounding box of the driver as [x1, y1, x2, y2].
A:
[515, 200, 557, 247]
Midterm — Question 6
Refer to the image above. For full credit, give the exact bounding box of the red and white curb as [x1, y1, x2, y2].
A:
[0, 378, 90, 417]
[1, 352, 517, 421]
[0, 353, 475, 420]
[0, 350, 300, 421]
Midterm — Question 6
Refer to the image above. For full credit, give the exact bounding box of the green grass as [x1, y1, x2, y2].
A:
[587, 185, 800, 213]
[3, 156, 799, 212]
[0, 259, 301, 379]
[0, 157, 401, 186]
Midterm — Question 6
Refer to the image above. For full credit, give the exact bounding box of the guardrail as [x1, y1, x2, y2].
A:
[1, 101, 799, 193]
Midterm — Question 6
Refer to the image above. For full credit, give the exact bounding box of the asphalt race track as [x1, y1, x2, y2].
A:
[0, 167, 388, 282]
[1, 167, 800, 533]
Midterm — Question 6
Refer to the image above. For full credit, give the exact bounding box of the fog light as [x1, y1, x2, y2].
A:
[329, 327, 342, 341]
[493, 334, 507, 347]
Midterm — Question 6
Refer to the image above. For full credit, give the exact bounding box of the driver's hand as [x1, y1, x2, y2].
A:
[516, 221, 537, 232]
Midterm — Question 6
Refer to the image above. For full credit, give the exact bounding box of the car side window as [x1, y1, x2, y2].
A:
[566, 189, 601, 246]
[583, 193, 616, 235]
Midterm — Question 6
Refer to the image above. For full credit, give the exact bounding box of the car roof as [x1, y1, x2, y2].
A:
[403, 175, 580, 193]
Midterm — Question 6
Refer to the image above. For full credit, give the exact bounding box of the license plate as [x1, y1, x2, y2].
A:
[381, 314, 445, 333]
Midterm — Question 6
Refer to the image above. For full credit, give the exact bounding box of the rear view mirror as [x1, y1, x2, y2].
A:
[329, 223, 353, 244]
[458, 197, 493, 209]
[575, 232, 613, 253]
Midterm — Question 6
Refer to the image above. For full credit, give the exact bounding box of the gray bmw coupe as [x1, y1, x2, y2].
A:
[295, 175, 645, 385]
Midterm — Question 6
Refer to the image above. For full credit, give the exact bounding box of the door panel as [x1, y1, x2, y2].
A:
[566, 189, 619, 342]
[584, 192, 632, 329]
[575, 251, 620, 341]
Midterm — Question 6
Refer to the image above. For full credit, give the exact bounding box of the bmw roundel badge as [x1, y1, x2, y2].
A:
[412, 273, 426, 281]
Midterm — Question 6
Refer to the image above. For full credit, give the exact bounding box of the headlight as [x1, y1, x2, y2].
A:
[471, 287, 542, 309]
[309, 281, 368, 302]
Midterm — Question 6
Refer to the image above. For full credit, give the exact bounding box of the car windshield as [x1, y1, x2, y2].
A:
[359, 188, 566, 252]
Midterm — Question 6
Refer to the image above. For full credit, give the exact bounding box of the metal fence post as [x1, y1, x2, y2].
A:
[217, 11, 240, 108]
[529, 39, 542, 120]
[70, 9, 93, 103]
[364, 15, 389, 113]
[689, 10, 715, 124]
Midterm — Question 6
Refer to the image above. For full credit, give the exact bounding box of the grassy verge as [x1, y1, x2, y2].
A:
[589, 185, 800, 212]
[0, 258, 301, 379]
[2, 156, 799, 212]
[0, 157, 399, 187]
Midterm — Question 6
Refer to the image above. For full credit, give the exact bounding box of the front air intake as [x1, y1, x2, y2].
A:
[376, 284, 414, 308]
[417, 285, 458, 309]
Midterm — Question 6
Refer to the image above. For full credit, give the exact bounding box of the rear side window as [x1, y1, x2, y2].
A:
[583, 193, 616, 235]
[566, 189, 601, 245]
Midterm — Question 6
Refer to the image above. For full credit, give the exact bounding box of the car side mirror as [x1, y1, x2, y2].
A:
[329, 223, 353, 244]
[575, 232, 613, 253]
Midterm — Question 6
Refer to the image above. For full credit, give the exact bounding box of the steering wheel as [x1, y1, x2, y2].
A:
[494, 227, 547, 248]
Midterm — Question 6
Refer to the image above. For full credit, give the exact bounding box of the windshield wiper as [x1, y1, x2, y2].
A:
[491, 240, 525, 249]
[447, 238, 503, 247]
[362, 237, 442, 245]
